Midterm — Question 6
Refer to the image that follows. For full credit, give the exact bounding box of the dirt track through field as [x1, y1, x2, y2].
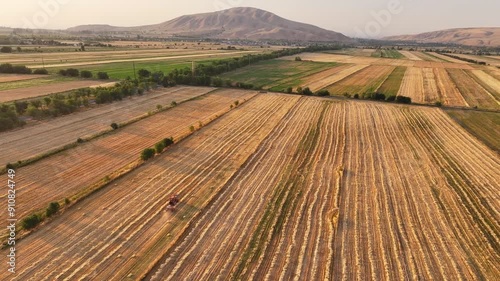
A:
[3, 93, 299, 280]
[0, 80, 109, 102]
[0, 89, 256, 227]
[0, 74, 46, 83]
[0, 86, 212, 165]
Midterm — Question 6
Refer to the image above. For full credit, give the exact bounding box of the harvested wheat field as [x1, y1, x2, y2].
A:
[325, 65, 395, 95]
[0, 89, 257, 232]
[447, 69, 500, 110]
[433, 68, 469, 107]
[429, 52, 472, 64]
[2, 95, 498, 280]
[398, 67, 425, 103]
[0, 80, 109, 102]
[0, 86, 213, 165]
[468, 69, 500, 100]
[3, 93, 299, 280]
[421, 68, 441, 103]
[0, 74, 46, 83]
[399, 50, 422, 61]
[303, 64, 368, 92]
[146, 99, 498, 280]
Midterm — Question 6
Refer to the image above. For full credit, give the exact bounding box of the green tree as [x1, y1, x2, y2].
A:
[80, 70, 93, 78]
[141, 148, 156, 161]
[97, 72, 109, 80]
[46, 202, 60, 217]
[138, 69, 151, 79]
[22, 214, 40, 230]
[0, 46, 12, 53]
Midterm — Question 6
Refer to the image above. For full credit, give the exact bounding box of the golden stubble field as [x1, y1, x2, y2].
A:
[3, 92, 498, 280]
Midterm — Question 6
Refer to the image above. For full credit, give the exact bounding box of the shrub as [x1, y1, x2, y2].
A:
[302, 87, 313, 96]
[6, 163, 14, 170]
[65, 68, 79, 77]
[22, 214, 40, 230]
[171, 101, 177, 107]
[77, 138, 84, 143]
[296, 87, 303, 94]
[111, 123, 119, 130]
[58, 69, 67, 76]
[155, 141, 166, 153]
[315, 89, 330, 96]
[234, 101, 239, 107]
[189, 125, 195, 132]
[163, 137, 174, 147]
[295, 56, 302, 61]
[33, 68, 48, 75]
[353, 94, 360, 99]
[14, 101, 29, 115]
[286, 87, 293, 93]
[395, 96, 412, 104]
[1, 46, 13, 53]
[97, 72, 109, 80]
[0, 63, 14, 73]
[141, 148, 156, 161]
[138, 69, 151, 78]
[435, 101, 443, 107]
[46, 202, 60, 217]
[80, 70, 93, 78]
[64, 198, 71, 205]
[156, 104, 163, 110]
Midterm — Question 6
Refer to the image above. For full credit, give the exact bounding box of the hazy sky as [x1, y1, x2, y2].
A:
[1, 0, 499, 38]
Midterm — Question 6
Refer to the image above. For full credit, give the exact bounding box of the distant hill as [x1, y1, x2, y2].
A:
[67, 7, 351, 43]
[384, 27, 500, 47]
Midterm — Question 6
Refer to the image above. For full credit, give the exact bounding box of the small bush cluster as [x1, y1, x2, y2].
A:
[0, 63, 32, 74]
[22, 214, 41, 230]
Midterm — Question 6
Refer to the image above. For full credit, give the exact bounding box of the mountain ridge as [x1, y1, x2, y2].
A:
[384, 27, 500, 47]
[67, 7, 352, 42]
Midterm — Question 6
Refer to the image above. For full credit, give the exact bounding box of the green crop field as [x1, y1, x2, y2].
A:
[377, 66, 407, 96]
[219, 59, 337, 90]
[446, 109, 500, 152]
[372, 49, 404, 59]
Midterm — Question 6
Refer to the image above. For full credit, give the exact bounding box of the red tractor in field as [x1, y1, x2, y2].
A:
[166, 194, 180, 211]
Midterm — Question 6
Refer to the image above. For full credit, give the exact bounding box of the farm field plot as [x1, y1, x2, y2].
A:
[371, 49, 404, 59]
[324, 48, 375, 57]
[2, 95, 499, 280]
[334, 103, 499, 280]
[446, 109, 500, 152]
[0, 89, 257, 229]
[148, 99, 499, 280]
[30, 50, 258, 69]
[303, 64, 368, 92]
[447, 69, 500, 110]
[377, 66, 407, 96]
[467, 69, 500, 100]
[398, 67, 429, 104]
[0, 80, 108, 102]
[220, 59, 336, 90]
[428, 52, 471, 64]
[2, 93, 300, 280]
[421, 68, 441, 103]
[0, 86, 212, 165]
[0, 74, 46, 83]
[0, 76, 73, 91]
[281, 52, 382, 65]
[399, 50, 422, 61]
[325, 65, 395, 95]
[412, 51, 443, 62]
[453, 54, 500, 67]
[433, 68, 469, 107]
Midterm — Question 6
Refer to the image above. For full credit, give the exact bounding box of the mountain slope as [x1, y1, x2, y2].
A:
[384, 27, 500, 47]
[67, 7, 351, 42]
